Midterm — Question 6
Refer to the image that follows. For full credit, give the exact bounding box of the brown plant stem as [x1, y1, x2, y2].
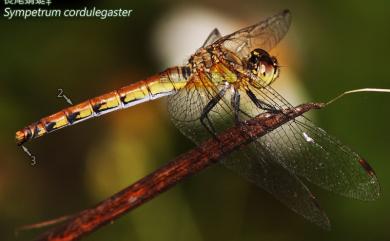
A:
[34, 102, 323, 241]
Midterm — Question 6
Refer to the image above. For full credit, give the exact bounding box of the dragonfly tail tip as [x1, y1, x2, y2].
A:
[15, 129, 28, 146]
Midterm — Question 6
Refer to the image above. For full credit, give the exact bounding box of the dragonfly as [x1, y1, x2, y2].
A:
[15, 10, 379, 229]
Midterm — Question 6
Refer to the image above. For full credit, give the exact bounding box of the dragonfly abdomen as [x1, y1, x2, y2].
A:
[15, 66, 190, 145]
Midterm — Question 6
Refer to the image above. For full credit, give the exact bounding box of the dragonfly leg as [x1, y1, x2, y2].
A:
[231, 88, 254, 122]
[246, 89, 279, 112]
[231, 89, 241, 124]
[201, 115, 217, 138]
[200, 86, 228, 138]
[231, 89, 259, 141]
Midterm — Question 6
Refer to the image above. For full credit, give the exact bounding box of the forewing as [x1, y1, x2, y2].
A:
[214, 9, 291, 58]
[168, 75, 235, 143]
[167, 79, 330, 227]
[224, 142, 330, 229]
[238, 85, 380, 200]
[202, 28, 222, 47]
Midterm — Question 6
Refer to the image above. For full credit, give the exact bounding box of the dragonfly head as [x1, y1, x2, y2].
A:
[247, 48, 279, 87]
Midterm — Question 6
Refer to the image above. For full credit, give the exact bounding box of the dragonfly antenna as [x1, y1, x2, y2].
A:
[326, 88, 390, 106]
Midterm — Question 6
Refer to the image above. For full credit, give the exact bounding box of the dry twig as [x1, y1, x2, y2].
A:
[32, 103, 323, 241]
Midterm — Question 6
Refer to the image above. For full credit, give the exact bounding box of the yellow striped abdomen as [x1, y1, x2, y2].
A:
[15, 66, 190, 145]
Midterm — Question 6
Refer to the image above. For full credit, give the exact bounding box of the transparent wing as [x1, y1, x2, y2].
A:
[168, 75, 235, 143]
[237, 85, 380, 200]
[202, 28, 222, 47]
[167, 77, 330, 228]
[214, 9, 291, 58]
[225, 142, 330, 229]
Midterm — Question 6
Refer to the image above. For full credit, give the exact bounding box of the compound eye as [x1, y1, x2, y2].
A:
[248, 48, 279, 86]
[258, 60, 276, 83]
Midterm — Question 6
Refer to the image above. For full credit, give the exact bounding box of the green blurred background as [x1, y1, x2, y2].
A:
[1, 0, 389, 240]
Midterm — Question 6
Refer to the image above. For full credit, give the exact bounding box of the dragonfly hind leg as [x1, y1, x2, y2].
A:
[231, 89, 241, 124]
[200, 85, 228, 139]
[231, 88, 254, 123]
[231, 88, 259, 141]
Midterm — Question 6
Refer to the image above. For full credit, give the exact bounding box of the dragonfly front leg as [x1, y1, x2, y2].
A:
[246, 89, 279, 112]
[200, 85, 228, 138]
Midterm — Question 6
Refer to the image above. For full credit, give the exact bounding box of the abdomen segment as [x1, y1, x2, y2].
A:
[15, 66, 190, 145]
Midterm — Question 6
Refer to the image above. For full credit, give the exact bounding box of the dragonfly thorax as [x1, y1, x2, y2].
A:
[187, 45, 280, 91]
[187, 46, 238, 85]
